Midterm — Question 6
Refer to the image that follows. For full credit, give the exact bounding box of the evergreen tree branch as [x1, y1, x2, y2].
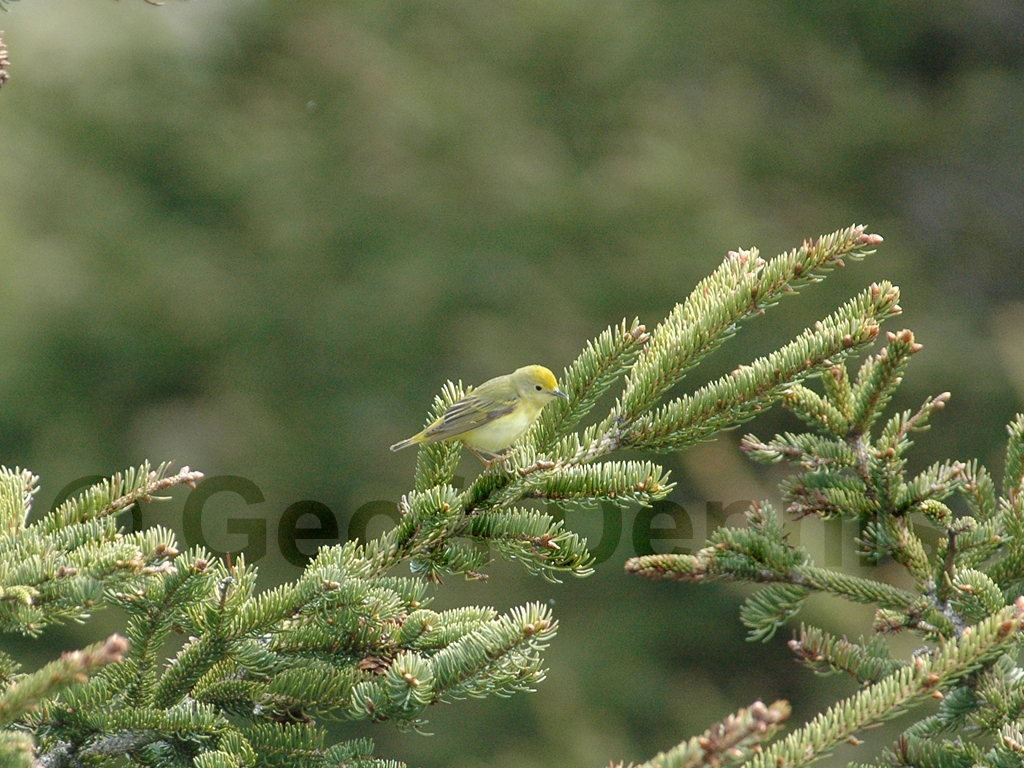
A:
[531, 319, 651, 452]
[246, 725, 406, 768]
[626, 554, 922, 613]
[1004, 414, 1024, 502]
[777, 382, 850, 436]
[741, 584, 809, 642]
[743, 601, 1024, 768]
[986, 494, 1024, 591]
[621, 282, 898, 451]
[0, 464, 200, 636]
[0, 467, 37, 536]
[849, 330, 921, 437]
[787, 624, 908, 684]
[0, 635, 127, 728]
[618, 226, 883, 423]
[626, 500, 922, 613]
[958, 460, 997, 522]
[39, 462, 203, 535]
[1, 226, 920, 767]
[625, 700, 791, 768]
[391, 226, 892, 588]
[115, 550, 213, 707]
[466, 507, 593, 580]
[346, 603, 556, 728]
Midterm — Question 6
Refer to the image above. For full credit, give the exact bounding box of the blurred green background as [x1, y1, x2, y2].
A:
[1, 0, 1023, 765]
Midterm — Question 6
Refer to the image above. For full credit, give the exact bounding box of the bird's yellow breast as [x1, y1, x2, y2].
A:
[459, 400, 543, 453]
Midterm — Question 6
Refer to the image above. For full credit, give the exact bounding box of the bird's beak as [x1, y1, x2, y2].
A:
[554, 389, 570, 401]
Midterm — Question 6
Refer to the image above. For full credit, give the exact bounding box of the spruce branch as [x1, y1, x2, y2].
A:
[0, 635, 127, 728]
[38, 702, 235, 764]
[624, 700, 791, 768]
[741, 584, 809, 642]
[624, 292, 1024, 768]
[778, 382, 849, 436]
[958, 459, 997, 522]
[626, 503, 921, 611]
[446, 226, 888, 580]
[0, 463, 199, 636]
[743, 602, 1024, 768]
[115, 550, 212, 708]
[618, 225, 882, 424]
[986, 493, 1024, 592]
[0, 468, 36, 536]
[875, 391, 950, 459]
[504, 460, 672, 506]
[788, 625, 908, 684]
[731, 336, 965, 584]
[1004, 414, 1024, 502]
[347, 602, 556, 728]
[532, 318, 651, 451]
[627, 554, 925, 612]
[622, 281, 898, 451]
[246, 725, 404, 768]
[849, 329, 921, 436]
[740, 432, 858, 470]
[467, 507, 593, 580]
[821, 364, 853, 426]
[40, 462, 203, 534]
[1, 226, 928, 767]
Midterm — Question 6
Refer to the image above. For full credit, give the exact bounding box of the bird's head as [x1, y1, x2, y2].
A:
[512, 365, 570, 405]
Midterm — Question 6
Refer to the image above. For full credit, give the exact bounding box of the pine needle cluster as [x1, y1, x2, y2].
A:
[0, 225, 939, 767]
[626, 322, 1024, 767]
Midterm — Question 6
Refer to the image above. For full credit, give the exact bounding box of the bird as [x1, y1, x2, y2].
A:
[390, 365, 569, 464]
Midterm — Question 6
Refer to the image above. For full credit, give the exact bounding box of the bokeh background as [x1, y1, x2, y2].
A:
[2, 0, 1024, 765]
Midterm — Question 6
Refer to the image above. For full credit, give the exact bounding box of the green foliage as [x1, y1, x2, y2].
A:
[627, 319, 1024, 768]
[0, 463, 195, 636]
[1, 0, 1022, 761]
[788, 625, 907, 684]
[747, 606, 1024, 768]
[0, 226, 908, 766]
[9, 224, 1023, 768]
[630, 700, 791, 768]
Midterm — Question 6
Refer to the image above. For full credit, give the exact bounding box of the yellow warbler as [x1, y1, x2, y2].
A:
[390, 365, 569, 462]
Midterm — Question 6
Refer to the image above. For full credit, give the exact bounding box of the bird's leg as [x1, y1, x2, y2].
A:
[468, 447, 514, 472]
[467, 446, 497, 466]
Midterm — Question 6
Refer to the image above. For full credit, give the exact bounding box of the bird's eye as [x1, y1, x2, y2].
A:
[535, 384, 542, 391]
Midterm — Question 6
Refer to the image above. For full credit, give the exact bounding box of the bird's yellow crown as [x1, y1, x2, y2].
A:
[510, 365, 560, 395]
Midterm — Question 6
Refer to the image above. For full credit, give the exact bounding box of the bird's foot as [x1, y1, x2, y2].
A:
[469, 448, 514, 473]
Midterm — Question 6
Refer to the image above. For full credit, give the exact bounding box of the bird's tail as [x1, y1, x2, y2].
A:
[390, 437, 418, 452]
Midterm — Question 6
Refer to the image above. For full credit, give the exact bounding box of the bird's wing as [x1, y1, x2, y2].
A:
[421, 392, 518, 442]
